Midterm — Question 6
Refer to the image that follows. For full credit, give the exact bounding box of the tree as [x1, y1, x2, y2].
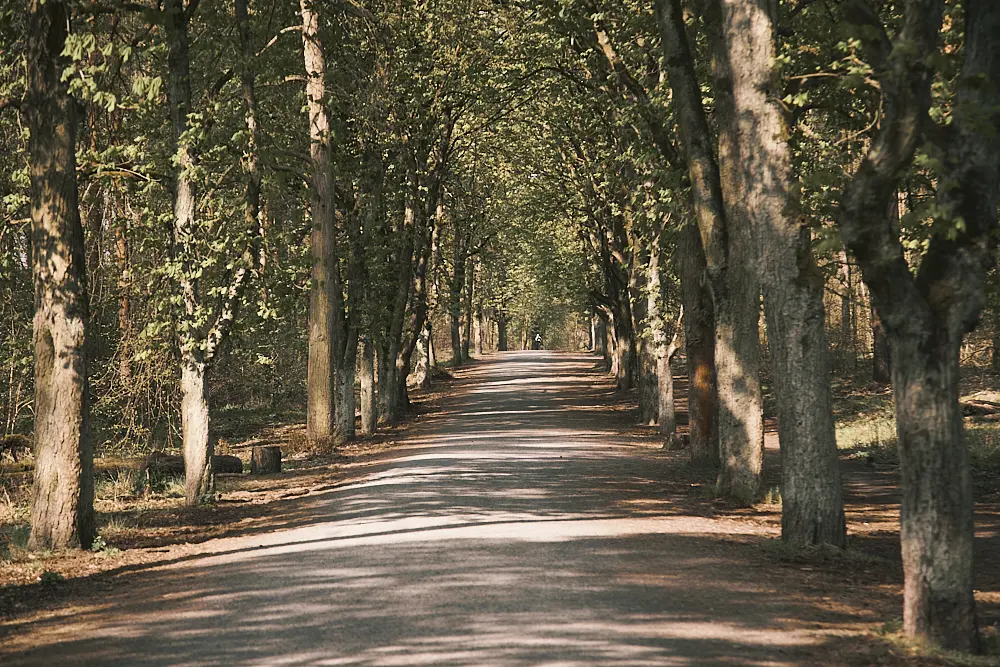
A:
[655, 0, 763, 504]
[25, 0, 96, 549]
[712, 0, 844, 544]
[836, 0, 1000, 650]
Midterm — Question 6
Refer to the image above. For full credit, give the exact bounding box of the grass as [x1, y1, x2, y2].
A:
[874, 619, 1000, 666]
[835, 405, 1000, 494]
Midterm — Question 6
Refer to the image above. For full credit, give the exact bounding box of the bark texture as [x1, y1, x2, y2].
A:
[678, 224, 718, 466]
[26, 0, 95, 550]
[836, 0, 1000, 650]
[360, 338, 376, 435]
[301, 0, 336, 444]
[717, 0, 844, 545]
[164, 0, 214, 506]
[656, 0, 762, 502]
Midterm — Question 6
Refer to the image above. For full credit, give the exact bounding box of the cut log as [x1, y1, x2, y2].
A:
[251, 446, 281, 474]
[213, 454, 244, 474]
[143, 451, 244, 475]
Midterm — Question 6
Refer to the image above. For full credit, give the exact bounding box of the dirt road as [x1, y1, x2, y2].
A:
[1, 352, 901, 666]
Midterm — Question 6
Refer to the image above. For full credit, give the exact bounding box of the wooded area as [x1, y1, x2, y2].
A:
[1, 0, 999, 655]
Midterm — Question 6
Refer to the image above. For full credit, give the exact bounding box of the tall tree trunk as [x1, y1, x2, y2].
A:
[301, 0, 336, 445]
[659, 310, 683, 445]
[450, 307, 462, 366]
[595, 313, 609, 368]
[164, 0, 213, 505]
[640, 239, 663, 425]
[717, 0, 844, 545]
[678, 224, 718, 466]
[335, 343, 357, 441]
[462, 261, 473, 361]
[359, 337, 376, 435]
[381, 203, 415, 426]
[26, 0, 95, 550]
[415, 322, 431, 388]
[839, 252, 852, 357]
[115, 219, 131, 384]
[657, 0, 761, 503]
[427, 319, 436, 371]
[836, 0, 1000, 648]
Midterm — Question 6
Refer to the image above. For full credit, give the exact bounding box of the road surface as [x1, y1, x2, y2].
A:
[1, 352, 875, 666]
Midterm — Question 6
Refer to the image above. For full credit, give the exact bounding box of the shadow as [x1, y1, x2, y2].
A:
[0, 351, 992, 665]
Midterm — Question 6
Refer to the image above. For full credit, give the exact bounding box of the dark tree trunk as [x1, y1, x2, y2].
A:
[872, 304, 892, 384]
[595, 313, 609, 369]
[835, 0, 1000, 649]
[462, 262, 473, 361]
[26, 0, 95, 550]
[636, 242, 660, 424]
[497, 315, 508, 351]
[657, 0, 762, 503]
[678, 224, 718, 467]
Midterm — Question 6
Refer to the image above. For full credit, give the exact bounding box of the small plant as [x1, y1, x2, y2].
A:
[90, 535, 121, 557]
[762, 485, 782, 505]
[38, 570, 65, 587]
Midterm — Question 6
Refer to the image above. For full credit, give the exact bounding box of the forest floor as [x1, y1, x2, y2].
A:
[0, 351, 999, 665]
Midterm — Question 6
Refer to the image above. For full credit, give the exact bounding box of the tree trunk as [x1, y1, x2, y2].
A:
[377, 339, 401, 426]
[359, 337, 376, 435]
[164, 0, 215, 506]
[334, 346, 356, 442]
[181, 360, 213, 505]
[659, 311, 683, 446]
[26, 0, 95, 550]
[473, 309, 483, 356]
[839, 254, 853, 359]
[835, 0, 1000, 648]
[415, 322, 431, 388]
[115, 221, 131, 384]
[497, 315, 508, 351]
[640, 240, 663, 425]
[891, 333, 976, 649]
[656, 0, 761, 501]
[677, 224, 718, 466]
[717, 0, 844, 543]
[301, 0, 336, 445]
[462, 261, 473, 361]
[450, 308, 462, 366]
[427, 319, 436, 371]
[872, 303, 892, 384]
[595, 314, 609, 368]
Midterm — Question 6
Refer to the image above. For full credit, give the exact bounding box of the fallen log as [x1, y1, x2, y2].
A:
[142, 451, 244, 475]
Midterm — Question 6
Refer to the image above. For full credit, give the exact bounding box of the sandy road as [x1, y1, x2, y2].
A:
[0, 352, 881, 666]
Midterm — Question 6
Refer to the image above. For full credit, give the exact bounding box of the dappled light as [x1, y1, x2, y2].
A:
[1, 353, 918, 666]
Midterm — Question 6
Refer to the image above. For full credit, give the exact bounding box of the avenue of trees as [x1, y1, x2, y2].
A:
[1, 0, 998, 653]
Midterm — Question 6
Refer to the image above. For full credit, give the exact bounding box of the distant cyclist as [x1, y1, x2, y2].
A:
[533, 333, 542, 350]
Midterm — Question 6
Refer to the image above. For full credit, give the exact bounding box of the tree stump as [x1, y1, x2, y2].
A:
[251, 446, 281, 474]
